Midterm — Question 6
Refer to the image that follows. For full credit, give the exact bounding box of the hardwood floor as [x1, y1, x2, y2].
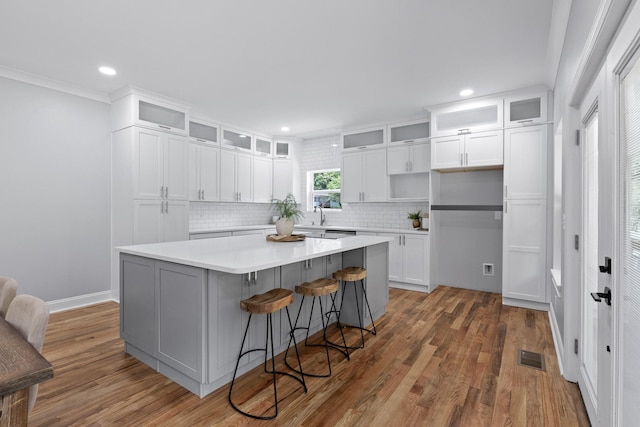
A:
[29, 286, 589, 426]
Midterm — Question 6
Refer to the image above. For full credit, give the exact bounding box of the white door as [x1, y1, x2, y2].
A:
[164, 201, 188, 242]
[199, 145, 219, 202]
[504, 126, 548, 199]
[431, 135, 463, 170]
[219, 150, 236, 202]
[387, 146, 409, 174]
[342, 152, 364, 202]
[133, 200, 163, 244]
[272, 158, 292, 200]
[252, 156, 272, 203]
[362, 149, 387, 201]
[134, 128, 163, 199]
[403, 235, 427, 285]
[616, 41, 640, 427]
[578, 73, 612, 425]
[235, 152, 252, 202]
[409, 143, 431, 173]
[464, 130, 503, 168]
[381, 233, 402, 281]
[164, 134, 189, 200]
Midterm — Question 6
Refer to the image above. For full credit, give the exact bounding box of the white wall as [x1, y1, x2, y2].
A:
[0, 77, 111, 304]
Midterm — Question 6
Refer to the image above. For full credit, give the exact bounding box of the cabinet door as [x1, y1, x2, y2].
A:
[387, 146, 409, 174]
[464, 130, 503, 168]
[342, 152, 364, 202]
[163, 201, 188, 242]
[431, 98, 503, 137]
[220, 150, 236, 202]
[503, 200, 546, 302]
[253, 156, 273, 203]
[363, 149, 387, 201]
[120, 254, 156, 356]
[504, 125, 547, 199]
[504, 91, 548, 127]
[188, 144, 201, 201]
[342, 126, 385, 151]
[403, 235, 427, 285]
[431, 135, 463, 170]
[199, 145, 220, 201]
[133, 200, 163, 244]
[380, 233, 403, 281]
[209, 272, 245, 382]
[164, 134, 189, 200]
[156, 262, 205, 381]
[236, 152, 253, 202]
[273, 158, 293, 200]
[409, 144, 431, 173]
[134, 128, 164, 199]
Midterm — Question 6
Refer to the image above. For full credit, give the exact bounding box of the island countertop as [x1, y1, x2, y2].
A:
[117, 234, 392, 274]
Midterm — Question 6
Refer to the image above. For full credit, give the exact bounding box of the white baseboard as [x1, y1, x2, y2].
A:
[501, 297, 549, 311]
[47, 291, 115, 313]
[389, 282, 430, 293]
[548, 302, 565, 377]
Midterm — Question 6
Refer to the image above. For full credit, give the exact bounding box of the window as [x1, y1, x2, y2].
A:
[308, 169, 341, 210]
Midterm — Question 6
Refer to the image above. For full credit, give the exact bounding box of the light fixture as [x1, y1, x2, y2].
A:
[459, 88, 474, 97]
[281, 126, 290, 132]
[331, 144, 338, 147]
[99, 66, 116, 76]
[239, 134, 247, 138]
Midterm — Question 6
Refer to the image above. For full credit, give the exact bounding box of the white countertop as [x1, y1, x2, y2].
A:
[189, 224, 429, 236]
[117, 234, 392, 274]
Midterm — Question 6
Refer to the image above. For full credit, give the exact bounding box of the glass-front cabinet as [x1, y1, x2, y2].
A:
[189, 118, 219, 145]
[388, 118, 430, 145]
[430, 98, 503, 137]
[504, 91, 548, 127]
[221, 127, 253, 153]
[342, 126, 386, 151]
[254, 136, 273, 157]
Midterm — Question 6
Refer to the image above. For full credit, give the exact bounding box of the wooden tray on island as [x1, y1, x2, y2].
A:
[266, 234, 306, 242]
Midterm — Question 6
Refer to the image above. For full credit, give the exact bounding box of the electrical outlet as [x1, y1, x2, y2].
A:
[483, 263, 494, 276]
[494, 211, 502, 220]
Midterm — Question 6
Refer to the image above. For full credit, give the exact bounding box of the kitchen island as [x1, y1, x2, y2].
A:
[117, 234, 390, 397]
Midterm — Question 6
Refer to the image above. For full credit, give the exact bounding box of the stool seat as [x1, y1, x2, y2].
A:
[295, 278, 339, 297]
[240, 288, 293, 314]
[333, 266, 367, 282]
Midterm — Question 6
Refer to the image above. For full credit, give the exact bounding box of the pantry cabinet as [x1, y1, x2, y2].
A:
[342, 149, 387, 202]
[188, 143, 220, 202]
[220, 149, 252, 202]
[430, 130, 503, 171]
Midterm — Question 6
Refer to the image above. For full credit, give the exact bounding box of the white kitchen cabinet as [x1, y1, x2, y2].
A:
[208, 268, 278, 382]
[504, 125, 547, 199]
[272, 158, 293, 200]
[342, 149, 388, 202]
[252, 155, 273, 203]
[221, 127, 253, 153]
[430, 130, 503, 171]
[188, 143, 219, 201]
[430, 98, 503, 137]
[111, 90, 188, 135]
[502, 200, 547, 303]
[133, 200, 189, 245]
[134, 128, 189, 200]
[189, 118, 220, 145]
[504, 91, 548, 127]
[387, 143, 430, 174]
[379, 232, 429, 287]
[388, 118, 430, 145]
[220, 149, 252, 202]
[254, 136, 273, 157]
[342, 126, 386, 151]
[274, 141, 290, 158]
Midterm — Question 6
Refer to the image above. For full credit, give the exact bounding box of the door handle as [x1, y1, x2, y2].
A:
[599, 257, 612, 275]
[590, 286, 612, 306]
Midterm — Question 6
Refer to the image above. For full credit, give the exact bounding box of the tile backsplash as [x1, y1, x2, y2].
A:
[189, 133, 429, 232]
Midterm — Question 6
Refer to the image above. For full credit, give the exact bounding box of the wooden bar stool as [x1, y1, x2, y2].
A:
[228, 288, 306, 420]
[333, 266, 377, 350]
[284, 277, 349, 378]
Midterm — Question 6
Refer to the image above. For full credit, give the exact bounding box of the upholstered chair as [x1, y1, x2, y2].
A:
[0, 276, 18, 318]
[6, 294, 50, 413]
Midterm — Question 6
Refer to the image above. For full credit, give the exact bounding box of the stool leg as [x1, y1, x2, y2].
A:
[360, 279, 377, 336]
[352, 280, 366, 349]
[285, 306, 307, 391]
[229, 313, 256, 417]
[327, 292, 350, 360]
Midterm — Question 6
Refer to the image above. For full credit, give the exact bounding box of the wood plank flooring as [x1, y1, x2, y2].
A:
[28, 286, 589, 426]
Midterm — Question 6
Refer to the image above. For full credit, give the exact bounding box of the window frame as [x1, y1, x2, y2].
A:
[307, 168, 342, 212]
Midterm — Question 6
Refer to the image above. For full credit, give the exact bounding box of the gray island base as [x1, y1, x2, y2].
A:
[118, 234, 390, 397]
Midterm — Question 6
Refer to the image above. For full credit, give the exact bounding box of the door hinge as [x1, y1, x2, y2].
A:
[574, 235, 579, 250]
[574, 338, 579, 355]
[575, 129, 580, 146]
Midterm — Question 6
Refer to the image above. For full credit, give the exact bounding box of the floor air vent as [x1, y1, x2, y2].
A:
[517, 350, 546, 371]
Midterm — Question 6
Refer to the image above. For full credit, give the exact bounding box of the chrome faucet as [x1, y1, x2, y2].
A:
[314, 205, 326, 226]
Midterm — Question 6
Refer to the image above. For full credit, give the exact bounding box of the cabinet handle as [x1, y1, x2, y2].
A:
[504, 201, 508, 213]
[404, 140, 414, 144]
[197, 138, 207, 143]
[403, 235, 406, 245]
[460, 154, 463, 166]
[309, 258, 313, 269]
[239, 192, 242, 201]
[457, 128, 470, 135]
[358, 146, 367, 150]
[517, 119, 534, 124]
[405, 162, 409, 172]
[254, 271, 258, 284]
[160, 186, 164, 198]
[398, 235, 402, 246]
[158, 125, 171, 130]
[160, 202, 164, 213]
[202, 189, 205, 200]
[409, 161, 412, 171]
[504, 185, 508, 198]
[165, 187, 169, 198]
[165, 201, 168, 213]
[465, 153, 468, 165]
[328, 255, 332, 265]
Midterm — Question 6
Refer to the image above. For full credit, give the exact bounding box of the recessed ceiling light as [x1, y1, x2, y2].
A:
[331, 144, 338, 147]
[99, 66, 116, 76]
[281, 126, 290, 132]
[459, 89, 474, 97]
[239, 134, 247, 138]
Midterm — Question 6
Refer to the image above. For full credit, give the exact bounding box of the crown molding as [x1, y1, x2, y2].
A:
[0, 65, 110, 103]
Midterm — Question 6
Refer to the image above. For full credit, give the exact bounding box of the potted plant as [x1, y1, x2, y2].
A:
[270, 194, 304, 236]
[408, 210, 422, 229]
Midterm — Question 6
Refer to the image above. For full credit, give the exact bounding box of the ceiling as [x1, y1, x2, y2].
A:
[0, 0, 556, 139]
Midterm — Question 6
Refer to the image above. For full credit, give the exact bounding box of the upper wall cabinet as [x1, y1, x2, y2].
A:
[274, 141, 290, 158]
[504, 91, 548, 127]
[111, 92, 189, 135]
[342, 126, 386, 151]
[430, 98, 503, 137]
[254, 136, 273, 157]
[388, 118, 430, 145]
[189, 118, 220, 145]
[221, 127, 253, 153]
